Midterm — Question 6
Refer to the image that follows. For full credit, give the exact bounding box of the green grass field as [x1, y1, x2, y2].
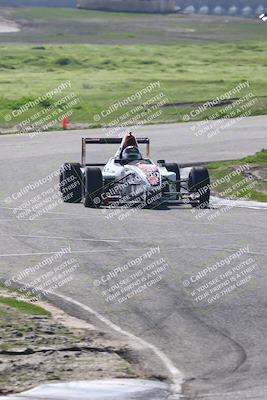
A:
[0, 7, 266, 129]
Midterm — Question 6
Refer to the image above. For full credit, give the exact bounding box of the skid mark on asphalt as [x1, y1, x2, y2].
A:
[193, 313, 247, 375]
[0, 249, 136, 257]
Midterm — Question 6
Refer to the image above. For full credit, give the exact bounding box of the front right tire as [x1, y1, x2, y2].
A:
[188, 167, 210, 208]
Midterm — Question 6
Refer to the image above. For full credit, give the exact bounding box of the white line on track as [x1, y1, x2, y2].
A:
[0, 247, 266, 258]
[0, 218, 100, 221]
[0, 250, 127, 258]
[0, 208, 85, 215]
[0, 234, 119, 243]
[46, 291, 184, 399]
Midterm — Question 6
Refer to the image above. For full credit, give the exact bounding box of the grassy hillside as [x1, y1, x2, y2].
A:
[0, 8, 266, 129]
[3, 7, 267, 44]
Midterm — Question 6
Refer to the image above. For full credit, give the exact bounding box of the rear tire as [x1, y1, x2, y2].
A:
[61, 163, 82, 203]
[188, 167, 210, 208]
[165, 163, 181, 198]
[84, 167, 103, 208]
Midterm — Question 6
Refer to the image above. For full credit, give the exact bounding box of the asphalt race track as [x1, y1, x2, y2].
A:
[0, 115, 267, 399]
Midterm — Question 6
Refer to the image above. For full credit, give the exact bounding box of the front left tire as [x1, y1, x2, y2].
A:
[61, 163, 82, 203]
[84, 167, 103, 208]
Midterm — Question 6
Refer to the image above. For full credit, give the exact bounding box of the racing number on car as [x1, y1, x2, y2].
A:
[146, 171, 160, 186]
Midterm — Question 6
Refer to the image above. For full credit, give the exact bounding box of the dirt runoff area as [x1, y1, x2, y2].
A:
[0, 287, 149, 395]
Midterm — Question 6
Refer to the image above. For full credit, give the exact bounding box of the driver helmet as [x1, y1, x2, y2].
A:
[122, 146, 142, 162]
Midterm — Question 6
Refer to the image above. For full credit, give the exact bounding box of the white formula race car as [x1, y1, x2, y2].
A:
[60, 132, 210, 208]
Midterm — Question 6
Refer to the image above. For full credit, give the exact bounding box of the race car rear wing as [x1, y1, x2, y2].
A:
[81, 137, 150, 167]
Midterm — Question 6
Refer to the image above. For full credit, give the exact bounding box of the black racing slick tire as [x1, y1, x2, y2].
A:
[165, 163, 181, 197]
[59, 170, 64, 193]
[61, 163, 82, 203]
[84, 167, 103, 208]
[188, 167, 210, 208]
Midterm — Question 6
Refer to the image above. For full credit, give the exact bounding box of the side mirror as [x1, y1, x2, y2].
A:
[114, 159, 123, 165]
